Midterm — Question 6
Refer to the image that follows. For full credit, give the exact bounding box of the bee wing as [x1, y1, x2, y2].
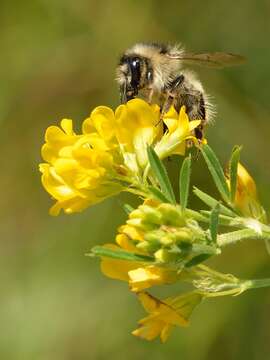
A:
[167, 52, 246, 68]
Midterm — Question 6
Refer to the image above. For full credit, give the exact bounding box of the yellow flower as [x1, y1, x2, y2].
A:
[234, 163, 265, 219]
[132, 292, 202, 342]
[84, 99, 162, 173]
[40, 100, 204, 215]
[154, 105, 202, 159]
[84, 99, 202, 172]
[98, 199, 211, 288]
[39, 119, 124, 215]
[100, 239, 182, 292]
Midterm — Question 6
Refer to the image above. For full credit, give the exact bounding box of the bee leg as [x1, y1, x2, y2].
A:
[147, 88, 154, 103]
[119, 83, 127, 103]
[194, 125, 204, 141]
[162, 75, 185, 115]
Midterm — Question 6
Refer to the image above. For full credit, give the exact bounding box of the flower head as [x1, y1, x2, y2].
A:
[40, 100, 203, 215]
[96, 199, 218, 291]
[39, 119, 124, 215]
[132, 291, 202, 342]
[121, 200, 214, 265]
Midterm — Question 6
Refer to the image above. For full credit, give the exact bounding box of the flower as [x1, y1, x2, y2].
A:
[40, 99, 203, 215]
[132, 291, 202, 342]
[234, 163, 265, 220]
[84, 99, 202, 172]
[122, 201, 212, 265]
[39, 119, 124, 215]
[96, 199, 217, 291]
[154, 105, 202, 159]
[99, 241, 182, 292]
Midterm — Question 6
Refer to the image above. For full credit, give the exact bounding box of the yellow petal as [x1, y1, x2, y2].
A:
[160, 323, 173, 343]
[61, 119, 74, 135]
[179, 105, 189, 134]
[115, 234, 139, 252]
[132, 319, 164, 341]
[189, 120, 201, 132]
[86, 106, 116, 142]
[237, 163, 257, 198]
[101, 257, 141, 282]
[129, 266, 179, 292]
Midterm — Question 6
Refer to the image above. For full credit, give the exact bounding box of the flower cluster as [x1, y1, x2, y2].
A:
[39, 99, 270, 343]
[40, 99, 200, 215]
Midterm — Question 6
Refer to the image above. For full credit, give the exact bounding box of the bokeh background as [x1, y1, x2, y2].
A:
[1, 0, 270, 359]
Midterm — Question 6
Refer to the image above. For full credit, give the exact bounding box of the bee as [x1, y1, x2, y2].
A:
[116, 43, 245, 139]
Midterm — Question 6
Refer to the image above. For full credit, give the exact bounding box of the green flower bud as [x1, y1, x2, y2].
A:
[136, 240, 160, 252]
[154, 249, 180, 263]
[173, 229, 193, 243]
[158, 204, 186, 226]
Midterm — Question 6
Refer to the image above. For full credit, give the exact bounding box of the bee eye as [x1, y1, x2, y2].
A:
[132, 59, 140, 67]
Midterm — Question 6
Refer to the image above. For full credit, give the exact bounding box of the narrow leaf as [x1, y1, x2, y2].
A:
[185, 254, 213, 267]
[179, 155, 192, 210]
[193, 187, 236, 217]
[200, 210, 239, 227]
[201, 144, 230, 203]
[229, 146, 241, 203]
[148, 186, 171, 203]
[147, 146, 176, 204]
[185, 208, 209, 223]
[210, 203, 220, 243]
[89, 246, 154, 262]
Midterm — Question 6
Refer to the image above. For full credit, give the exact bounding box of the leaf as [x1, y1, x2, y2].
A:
[148, 186, 171, 203]
[229, 146, 241, 203]
[201, 144, 230, 203]
[89, 246, 154, 262]
[200, 210, 239, 227]
[185, 254, 213, 267]
[185, 208, 209, 223]
[147, 146, 176, 204]
[193, 187, 236, 217]
[210, 203, 220, 243]
[179, 155, 192, 210]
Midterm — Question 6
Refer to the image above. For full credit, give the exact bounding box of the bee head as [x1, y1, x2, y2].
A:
[117, 54, 153, 103]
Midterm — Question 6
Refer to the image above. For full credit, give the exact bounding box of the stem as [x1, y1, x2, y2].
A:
[245, 278, 270, 290]
[217, 228, 270, 247]
[125, 187, 148, 198]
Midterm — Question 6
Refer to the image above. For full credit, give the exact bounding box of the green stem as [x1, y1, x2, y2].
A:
[245, 278, 270, 290]
[125, 187, 148, 198]
[217, 228, 270, 247]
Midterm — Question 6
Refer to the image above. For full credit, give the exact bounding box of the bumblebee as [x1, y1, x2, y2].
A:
[116, 43, 245, 139]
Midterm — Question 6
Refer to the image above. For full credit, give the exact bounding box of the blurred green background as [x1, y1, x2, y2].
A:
[1, 0, 270, 359]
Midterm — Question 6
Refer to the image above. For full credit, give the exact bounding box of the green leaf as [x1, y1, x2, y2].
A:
[201, 144, 230, 203]
[147, 146, 176, 204]
[179, 155, 192, 210]
[148, 186, 171, 203]
[200, 210, 239, 227]
[185, 254, 213, 267]
[229, 146, 241, 203]
[210, 203, 220, 243]
[88, 246, 154, 262]
[185, 208, 209, 223]
[193, 187, 236, 217]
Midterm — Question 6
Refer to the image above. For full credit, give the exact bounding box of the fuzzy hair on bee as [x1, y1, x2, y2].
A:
[116, 42, 245, 139]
